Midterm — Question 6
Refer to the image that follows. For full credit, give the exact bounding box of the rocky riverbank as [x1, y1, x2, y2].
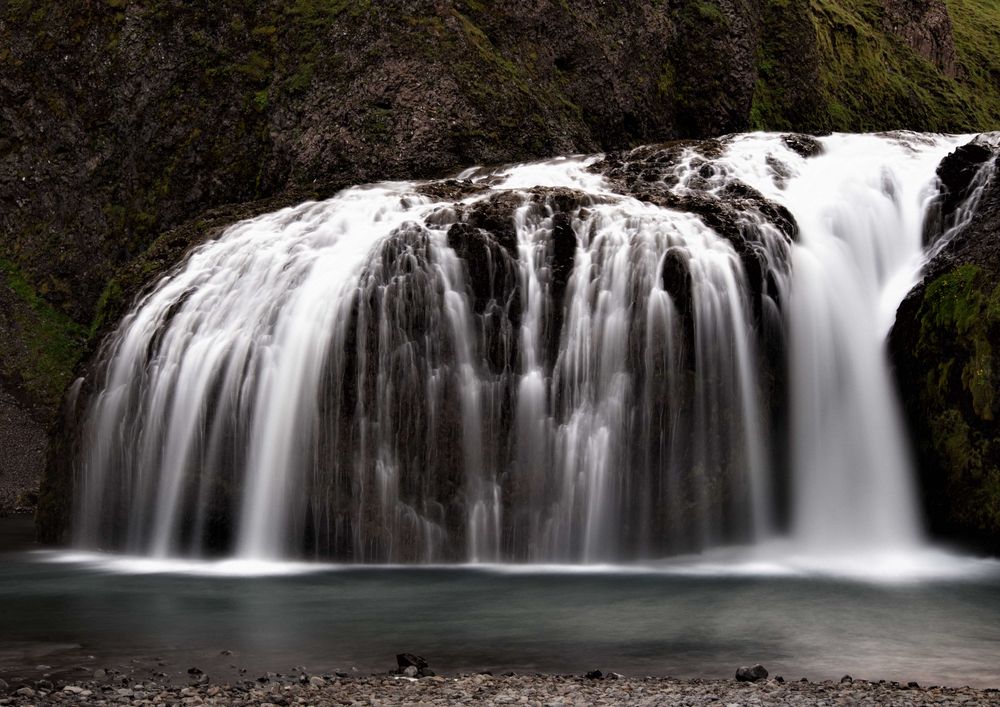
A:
[1, 672, 998, 706]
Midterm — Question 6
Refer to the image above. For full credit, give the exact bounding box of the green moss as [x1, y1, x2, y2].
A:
[804, 0, 1000, 131]
[920, 265, 1000, 421]
[657, 62, 676, 97]
[0, 259, 86, 409]
[88, 278, 124, 341]
[693, 1, 725, 24]
[253, 88, 270, 112]
[913, 264, 1000, 540]
[232, 51, 272, 84]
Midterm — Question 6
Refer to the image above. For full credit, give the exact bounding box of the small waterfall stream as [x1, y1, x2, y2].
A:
[73, 133, 968, 562]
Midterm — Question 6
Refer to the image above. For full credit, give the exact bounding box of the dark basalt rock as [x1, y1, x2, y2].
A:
[660, 247, 696, 369]
[416, 179, 488, 203]
[890, 137, 1000, 554]
[446, 223, 520, 318]
[446, 221, 522, 373]
[781, 134, 824, 159]
[593, 139, 732, 192]
[735, 665, 769, 682]
[924, 138, 997, 244]
[549, 212, 578, 310]
[629, 186, 793, 322]
[463, 193, 523, 255]
[396, 654, 429, 671]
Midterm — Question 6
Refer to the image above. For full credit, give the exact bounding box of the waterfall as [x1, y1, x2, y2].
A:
[72, 133, 968, 562]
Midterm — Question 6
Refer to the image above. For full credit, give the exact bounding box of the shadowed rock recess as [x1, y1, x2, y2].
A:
[2, 1, 1000, 529]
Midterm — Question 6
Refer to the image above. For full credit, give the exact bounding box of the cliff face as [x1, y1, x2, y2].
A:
[890, 139, 1000, 554]
[3, 0, 1000, 517]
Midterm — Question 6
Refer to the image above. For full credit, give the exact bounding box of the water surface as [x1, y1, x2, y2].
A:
[2, 529, 998, 688]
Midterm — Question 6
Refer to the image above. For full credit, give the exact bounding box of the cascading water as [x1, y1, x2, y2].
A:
[72, 132, 970, 563]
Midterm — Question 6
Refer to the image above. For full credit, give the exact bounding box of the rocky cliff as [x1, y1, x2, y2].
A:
[3, 0, 1000, 517]
[890, 137, 1000, 554]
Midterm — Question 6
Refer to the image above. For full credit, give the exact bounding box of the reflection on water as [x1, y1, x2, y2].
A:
[1, 545, 999, 687]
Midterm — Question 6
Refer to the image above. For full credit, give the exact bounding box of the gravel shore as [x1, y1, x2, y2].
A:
[2, 672, 998, 706]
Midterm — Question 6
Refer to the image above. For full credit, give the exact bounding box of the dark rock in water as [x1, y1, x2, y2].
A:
[401, 666, 419, 678]
[585, 670, 604, 679]
[396, 654, 429, 671]
[446, 222, 521, 323]
[417, 179, 488, 203]
[549, 212, 578, 300]
[781, 134, 824, 158]
[0, 678, 8, 692]
[926, 138, 996, 242]
[546, 210, 579, 366]
[187, 667, 203, 676]
[464, 192, 523, 254]
[735, 665, 769, 682]
[841, 675, 853, 684]
[417, 668, 436, 678]
[908, 681, 920, 689]
[35, 679, 53, 691]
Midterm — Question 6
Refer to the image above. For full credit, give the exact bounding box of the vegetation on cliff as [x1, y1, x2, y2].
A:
[891, 143, 1000, 552]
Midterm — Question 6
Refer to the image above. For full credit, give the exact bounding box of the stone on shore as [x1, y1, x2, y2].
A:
[736, 664, 769, 682]
[0, 673, 995, 707]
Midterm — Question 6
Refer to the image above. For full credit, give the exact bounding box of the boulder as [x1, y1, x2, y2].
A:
[782, 134, 824, 159]
[890, 137, 1000, 553]
[396, 653, 429, 671]
[735, 664, 769, 682]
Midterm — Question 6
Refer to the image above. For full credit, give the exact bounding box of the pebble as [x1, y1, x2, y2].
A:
[0, 672, 995, 706]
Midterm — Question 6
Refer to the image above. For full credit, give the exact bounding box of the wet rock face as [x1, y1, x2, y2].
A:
[0, 383, 46, 514]
[781, 134, 824, 159]
[890, 137, 1000, 553]
[923, 138, 997, 243]
[883, 0, 958, 78]
[594, 140, 796, 322]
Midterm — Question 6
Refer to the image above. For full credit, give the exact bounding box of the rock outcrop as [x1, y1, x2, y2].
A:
[883, 0, 958, 77]
[890, 137, 1000, 553]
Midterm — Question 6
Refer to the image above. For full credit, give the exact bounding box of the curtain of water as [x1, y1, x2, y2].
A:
[73, 133, 969, 562]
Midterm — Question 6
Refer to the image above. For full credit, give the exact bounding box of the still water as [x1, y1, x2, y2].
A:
[1, 520, 999, 687]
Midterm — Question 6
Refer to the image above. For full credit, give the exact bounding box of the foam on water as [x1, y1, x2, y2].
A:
[31, 544, 1000, 584]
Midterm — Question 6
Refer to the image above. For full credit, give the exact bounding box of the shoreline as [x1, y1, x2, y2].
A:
[2, 671, 999, 706]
